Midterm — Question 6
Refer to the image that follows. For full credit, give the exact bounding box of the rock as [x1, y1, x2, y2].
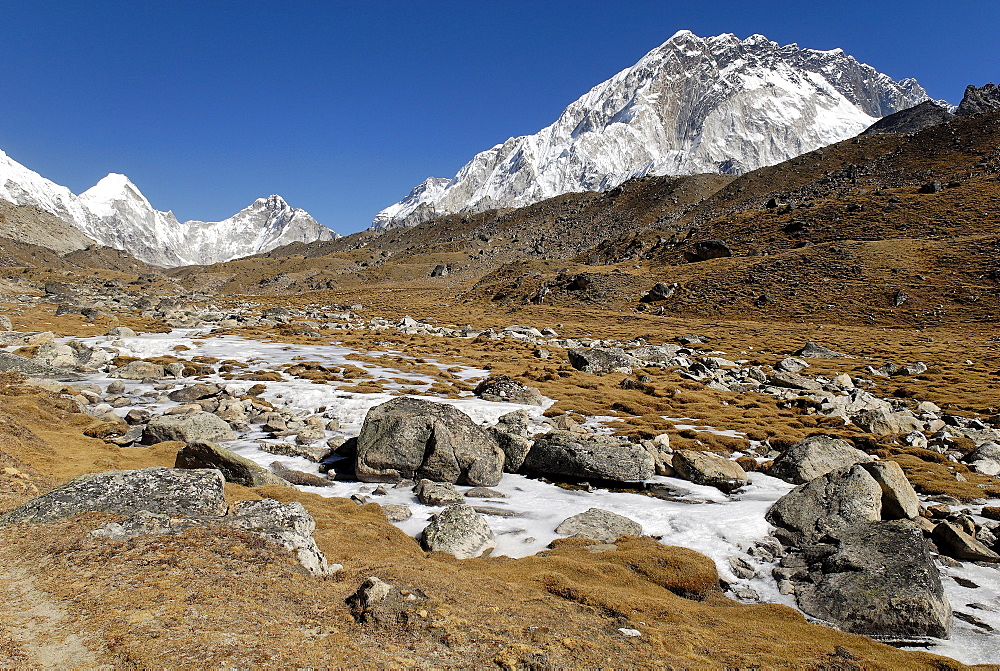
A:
[0, 315, 10, 330]
[258, 441, 331, 463]
[796, 341, 848, 358]
[967, 442, 1000, 463]
[767, 371, 822, 392]
[767, 435, 872, 485]
[862, 461, 920, 519]
[144, 413, 237, 444]
[671, 450, 749, 493]
[489, 410, 533, 472]
[522, 430, 655, 483]
[795, 521, 951, 639]
[862, 100, 954, 135]
[473, 376, 544, 406]
[918, 181, 943, 194]
[175, 441, 287, 487]
[0, 467, 227, 524]
[852, 407, 901, 435]
[382, 504, 412, 522]
[0, 331, 54, 347]
[414, 479, 465, 506]
[766, 464, 882, 542]
[465, 487, 507, 498]
[430, 264, 449, 277]
[112, 360, 165, 380]
[106, 326, 136, 337]
[956, 82, 1000, 116]
[641, 282, 678, 302]
[0, 351, 82, 380]
[226, 498, 334, 574]
[728, 556, 757, 580]
[346, 577, 395, 622]
[932, 521, 1000, 562]
[269, 462, 332, 487]
[106, 380, 126, 395]
[692, 240, 732, 261]
[775, 357, 808, 373]
[355, 397, 504, 487]
[420, 504, 495, 559]
[566, 347, 637, 375]
[895, 362, 928, 376]
[555, 508, 642, 543]
[167, 383, 222, 403]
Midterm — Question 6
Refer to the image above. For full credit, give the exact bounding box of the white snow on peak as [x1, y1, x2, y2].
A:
[0, 152, 338, 267]
[372, 30, 931, 231]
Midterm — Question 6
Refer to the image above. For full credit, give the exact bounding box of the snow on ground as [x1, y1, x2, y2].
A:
[66, 330, 1000, 665]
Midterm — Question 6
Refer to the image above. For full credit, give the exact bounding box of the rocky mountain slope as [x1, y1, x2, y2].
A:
[372, 30, 930, 231]
[0, 150, 338, 267]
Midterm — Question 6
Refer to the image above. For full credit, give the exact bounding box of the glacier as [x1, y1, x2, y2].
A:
[372, 30, 931, 231]
[0, 150, 337, 267]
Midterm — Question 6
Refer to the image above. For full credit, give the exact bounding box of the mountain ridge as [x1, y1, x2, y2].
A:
[372, 30, 931, 231]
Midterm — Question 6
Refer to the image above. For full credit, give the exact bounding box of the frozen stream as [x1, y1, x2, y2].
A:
[55, 330, 1000, 664]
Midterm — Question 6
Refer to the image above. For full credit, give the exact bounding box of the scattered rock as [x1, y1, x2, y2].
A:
[420, 504, 495, 559]
[382, 504, 413, 522]
[167, 383, 222, 403]
[355, 397, 504, 486]
[796, 341, 848, 358]
[112, 360, 165, 380]
[144, 413, 237, 444]
[258, 441, 331, 463]
[775, 357, 808, 373]
[555, 508, 642, 543]
[523, 430, 655, 483]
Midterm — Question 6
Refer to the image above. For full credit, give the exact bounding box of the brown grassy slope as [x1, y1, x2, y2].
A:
[0, 375, 979, 669]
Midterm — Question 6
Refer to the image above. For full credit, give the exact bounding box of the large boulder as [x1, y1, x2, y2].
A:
[112, 360, 165, 380]
[144, 413, 237, 444]
[522, 430, 655, 483]
[671, 450, 749, 493]
[175, 441, 287, 487]
[766, 464, 882, 542]
[795, 521, 951, 639]
[566, 348, 637, 375]
[474, 376, 544, 406]
[555, 508, 642, 543]
[767, 435, 872, 485]
[0, 351, 82, 380]
[355, 397, 503, 486]
[0, 467, 227, 524]
[932, 521, 1000, 562]
[168, 383, 223, 403]
[420, 504, 495, 559]
[864, 461, 920, 519]
[226, 499, 333, 574]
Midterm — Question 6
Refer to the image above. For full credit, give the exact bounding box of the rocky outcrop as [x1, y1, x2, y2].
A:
[956, 83, 1000, 116]
[862, 100, 953, 135]
[355, 397, 504, 486]
[522, 430, 655, 483]
[420, 504, 495, 559]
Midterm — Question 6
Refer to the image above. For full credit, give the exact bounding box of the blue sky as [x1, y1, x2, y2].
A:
[2, 1, 996, 234]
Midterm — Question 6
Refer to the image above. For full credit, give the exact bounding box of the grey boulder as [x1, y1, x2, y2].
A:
[555, 508, 642, 543]
[0, 351, 82, 380]
[355, 397, 503, 487]
[522, 430, 654, 483]
[420, 504, 495, 559]
[489, 410, 533, 472]
[0, 467, 227, 524]
[112, 360, 165, 380]
[767, 435, 872, 485]
[144, 412, 237, 444]
[566, 348, 637, 375]
[671, 450, 749, 492]
[474, 376, 544, 406]
[766, 464, 883, 541]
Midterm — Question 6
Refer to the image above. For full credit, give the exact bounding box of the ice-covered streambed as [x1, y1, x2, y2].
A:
[65, 330, 1000, 664]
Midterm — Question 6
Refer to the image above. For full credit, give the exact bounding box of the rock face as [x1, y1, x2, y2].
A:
[956, 83, 1000, 116]
[0, 467, 228, 524]
[522, 430, 655, 483]
[555, 508, 643, 543]
[144, 413, 237, 444]
[671, 450, 749, 492]
[420, 504, 496, 559]
[175, 441, 287, 487]
[355, 397, 504, 486]
[862, 100, 953, 135]
[767, 435, 872, 485]
[795, 521, 951, 639]
[372, 30, 927, 231]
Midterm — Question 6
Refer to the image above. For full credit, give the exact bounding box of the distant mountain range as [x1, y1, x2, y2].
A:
[372, 30, 932, 231]
[0, 150, 337, 267]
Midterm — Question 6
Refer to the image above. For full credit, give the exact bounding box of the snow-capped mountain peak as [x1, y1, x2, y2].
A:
[0, 151, 338, 266]
[372, 30, 932, 231]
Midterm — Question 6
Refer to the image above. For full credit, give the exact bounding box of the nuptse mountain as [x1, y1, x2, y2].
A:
[373, 30, 931, 231]
[0, 150, 338, 267]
